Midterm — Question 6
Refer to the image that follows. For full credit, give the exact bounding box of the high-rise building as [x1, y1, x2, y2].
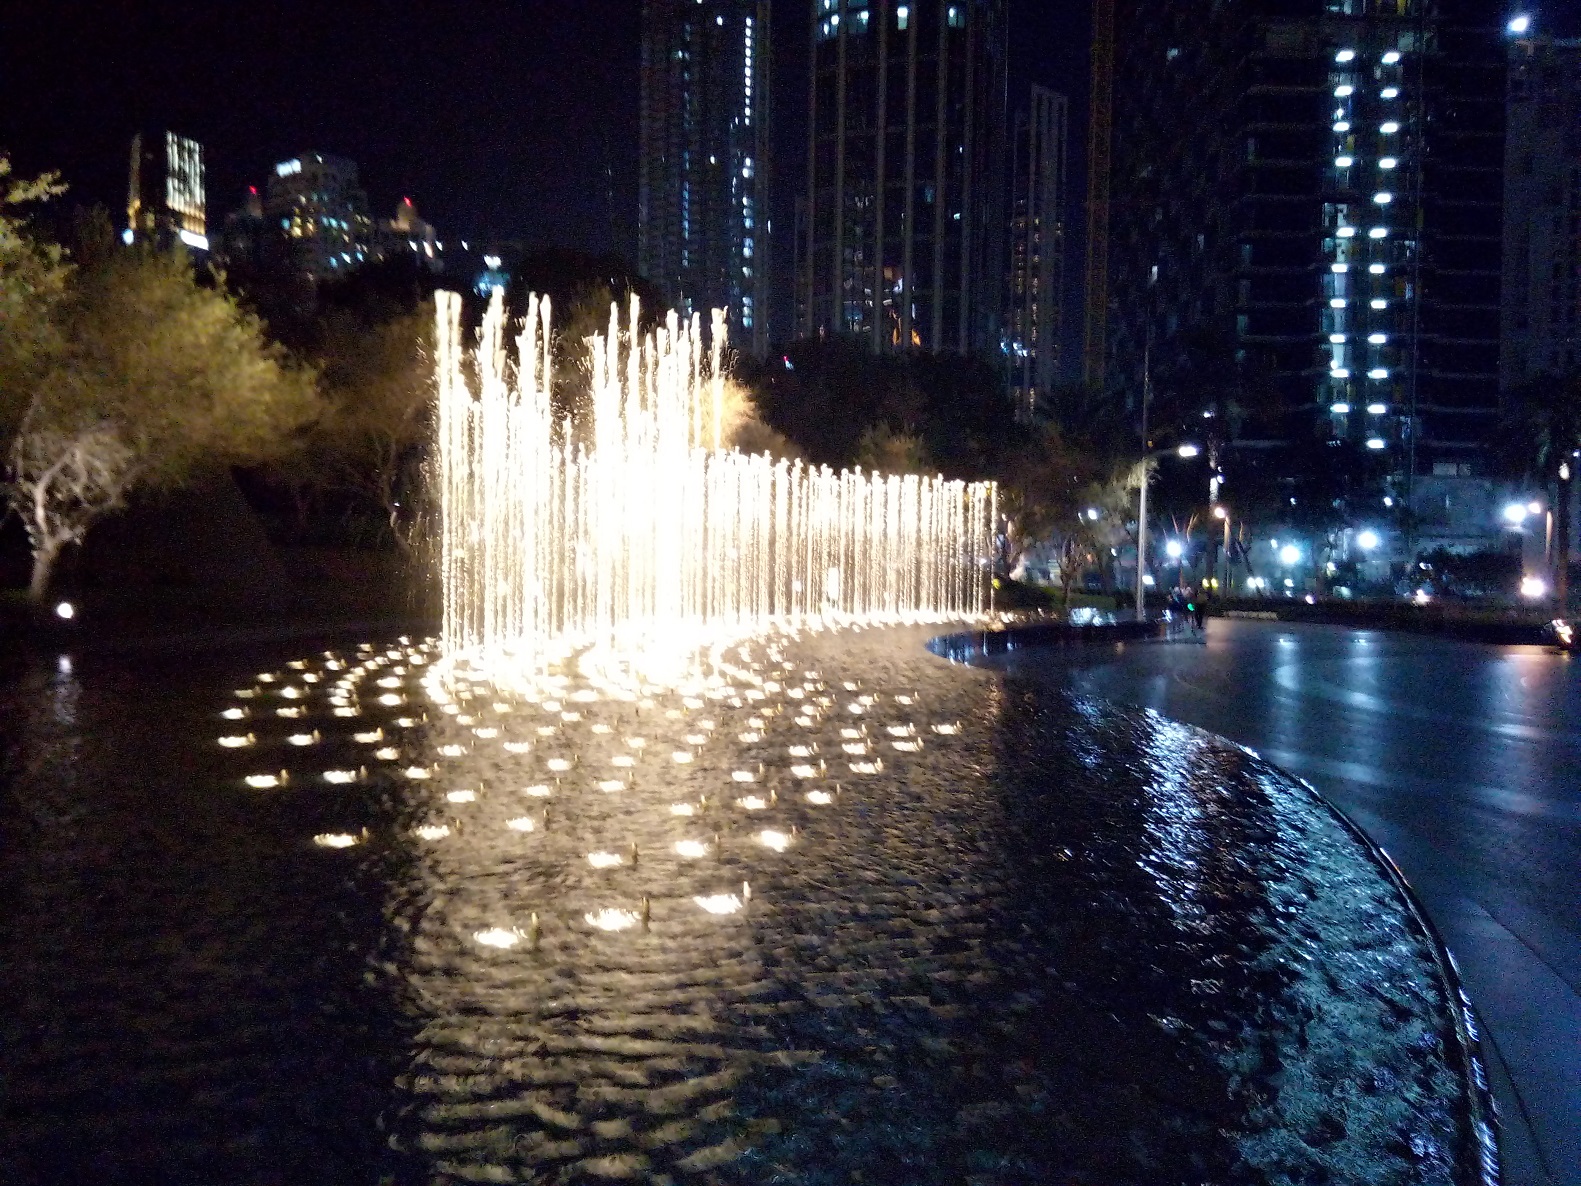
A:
[1005, 85, 1068, 419]
[378, 197, 444, 273]
[639, 0, 772, 355]
[796, 0, 1008, 355]
[126, 130, 207, 252]
[265, 153, 375, 280]
[1501, 29, 1581, 387]
[1090, 0, 1507, 552]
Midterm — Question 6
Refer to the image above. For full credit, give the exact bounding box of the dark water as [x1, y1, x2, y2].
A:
[0, 628, 1474, 1185]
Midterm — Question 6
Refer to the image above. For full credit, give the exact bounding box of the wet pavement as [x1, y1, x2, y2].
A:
[977, 618, 1581, 1186]
[0, 625, 1486, 1184]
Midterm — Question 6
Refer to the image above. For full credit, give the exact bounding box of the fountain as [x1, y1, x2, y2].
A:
[434, 290, 995, 681]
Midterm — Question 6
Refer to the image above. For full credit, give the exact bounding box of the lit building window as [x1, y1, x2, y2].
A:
[1370, 298, 1388, 309]
[896, 4, 909, 29]
[1368, 332, 1387, 344]
[1382, 51, 1401, 64]
[1380, 121, 1400, 134]
[1368, 263, 1386, 274]
[1335, 84, 1355, 97]
[1335, 155, 1354, 167]
[1379, 157, 1398, 169]
[1368, 368, 1389, 379]
[1368, 226, 1388, 239]
[1335, 49, 1356, 62]
[1373, 192, 1392, 204]
[1333, 121, 1352, 132]
[1381, 87, 1399, 99]
[948, 6, 965, 28]
[1331, 402, 1351, 413]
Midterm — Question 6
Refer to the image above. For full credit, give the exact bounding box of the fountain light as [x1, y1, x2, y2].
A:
[597, 780, 626, 792]
[354, 728, 384, 743]
[675, 839, 709, 858]
[323, 769, 360, 784]
[474, 928, 521, 949]
[671, 751, 694, 764]
[415, 824, 450, 840]
[221, 708, 248, 720]
[276, 707, 305, 719]
[378, 694, 403, 706]
[587, 851, 623, 868]
[524, 784, 552, 797]
[732, 770, 757, 782]
[245, 772, 287, 789]
[694, 894, 743, 915]
[333, 707, 360, 718]
[790, 765, 817, 778]
[313, 832, 362, 848]
[287, 732, 320, 746]
[446, 789, 476, 803]
[546, 758, 571, 772]
[374, 747, 401, 760]
[586, 908, 641, 932]
[807, 790, 834, 805]
[758, 829, 792, 852]
[503, 741, 532, 753]
[670, 803, 696, 816]
[218, 734, 255, 748]
[738, 795, 768, 810]
[404, 766, 432, 779]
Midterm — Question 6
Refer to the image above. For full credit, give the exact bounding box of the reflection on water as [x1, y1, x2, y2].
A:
[0, 630, 1475, 1184]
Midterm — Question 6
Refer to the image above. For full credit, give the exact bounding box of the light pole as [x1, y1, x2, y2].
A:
[1213, 505, 1230, 594]
[1135, 442, 1200, 619]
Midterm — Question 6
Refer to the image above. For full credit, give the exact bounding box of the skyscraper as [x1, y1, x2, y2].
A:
[265, 152, 375, 280]
[639, 0, 772, 355]
[126, 130, 207, 252]
[797, 0, 1008, 355]
[1005, 86, 1068, 419]
[1501, 28, 1581, 387]
[1091, 0, 1507, 551]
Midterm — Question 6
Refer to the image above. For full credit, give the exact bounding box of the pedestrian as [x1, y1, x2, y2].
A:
[1190, 587, 1206, 638]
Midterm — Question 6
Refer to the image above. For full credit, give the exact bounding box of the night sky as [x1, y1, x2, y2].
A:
[0, 0, 1087, 264]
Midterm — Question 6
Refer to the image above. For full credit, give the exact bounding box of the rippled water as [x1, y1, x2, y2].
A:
[0, 628, 1474, 1184]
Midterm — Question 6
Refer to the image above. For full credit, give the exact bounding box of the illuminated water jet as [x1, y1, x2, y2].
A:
[434, 291, 994, 682]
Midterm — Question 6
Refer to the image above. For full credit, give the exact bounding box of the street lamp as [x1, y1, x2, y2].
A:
[1356, 529, 1381, 552]
[1134, 443, 1203, 619]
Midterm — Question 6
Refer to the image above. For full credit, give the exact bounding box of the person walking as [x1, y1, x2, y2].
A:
[1189, 587, 1206, 639]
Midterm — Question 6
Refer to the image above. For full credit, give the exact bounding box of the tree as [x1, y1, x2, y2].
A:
[0, 158, 71, 444]
[296, 305, 435, 554]
[1497, 370, 1581, 608]
[3, 213, 320, 600]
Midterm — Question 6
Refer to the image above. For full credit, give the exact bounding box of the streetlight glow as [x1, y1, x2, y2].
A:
[1357, 530, 1380, 551]
[1508, 14, 1531, 34]
[1279, 544, 1302, 566]
[1520, 575, 1548, 599]
[1503, 503, 1530, 525]
[1177, 444, 1200, 458]
[1165, 539, 1185, 560]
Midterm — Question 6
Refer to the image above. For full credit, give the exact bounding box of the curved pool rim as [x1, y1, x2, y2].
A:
[927, 620, 1503, 1186]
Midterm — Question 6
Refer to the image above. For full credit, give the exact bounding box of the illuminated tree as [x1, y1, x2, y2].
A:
[3, 212, 319, 601]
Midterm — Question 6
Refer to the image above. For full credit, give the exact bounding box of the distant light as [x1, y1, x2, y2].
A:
[1380, 89, 1399, 101]
[1142, 573, 1156, 587]
[177, 229, 209, 251]
[1529, 500, 1543, 514]
[1503, 503, 1530, 524]
[1366, 437, 1387, 450]
[1382, 50, 1401, 64]
[1373, 192, 1393, 205]
[121, 228, 134, 245]
[1279, 544, 1302, 566]
[1380, 121, 1400, 134]
[1177, 443, 1200, 458]
[1332, 263, 1350, 273]
[1368, 368, 1389, 380]
[1357, 530, 1381, 550]
[1367, 402, 1388, 414]
[1333, 121, 1351, 132]
[1335, 155, 1354, 167]
[1165, 539, 1185, 559]
[1369, 263, 1387, 274]
[276, 159, 301, 177]
[1520, 575, 1547, 598]
[1338, 226, 1356, 238]
[1335, 84, 1355, 97]
[1330, 333, 1347, 344]
[1384, 495, 1394, 507]
[1086, 507, 1100, 520]
[1368, 227, 1389, 240]
[1335, 49, 1356, 62]
[1508, 15, 1531, 35]
[1330, 298, 1349, 308]
[1368, 333, 1387, 344]
[54, 601, 75, 621]
[1331, 402, 1351, 414]
[1332, 368, 1351, 379]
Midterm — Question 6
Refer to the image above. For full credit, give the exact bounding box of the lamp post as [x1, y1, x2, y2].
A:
[1213, 505, 1230, 594]
[1134, 442, 1201, 619]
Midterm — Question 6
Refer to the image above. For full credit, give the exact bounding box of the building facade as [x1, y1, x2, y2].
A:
[1092, 0, 1507, 556]
[1005, 85, 1068, 419]
[639, 0, 772, 354]
[797, 0, 1008, 355]
[1501, 30, 1581, 387]
[126, 130, 207, 252]
[265, 153, 375, 280]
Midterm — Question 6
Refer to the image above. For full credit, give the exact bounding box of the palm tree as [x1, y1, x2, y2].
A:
[1497, 370, 1581, 609]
